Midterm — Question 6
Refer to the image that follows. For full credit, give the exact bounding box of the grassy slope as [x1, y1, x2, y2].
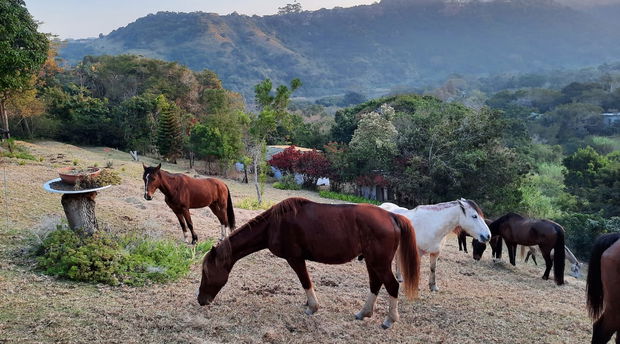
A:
[0, 141, 593, 343]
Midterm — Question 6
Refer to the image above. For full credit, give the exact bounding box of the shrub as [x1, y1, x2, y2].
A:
[272, 174, 301, 190]
[318, 191, 380, 205]
[36, 229, 213, 286]
[294, 150, 331, 188]
[556, 213, 620, 261]
[268, 146, 302, 174]
[237, 198, 276, 210]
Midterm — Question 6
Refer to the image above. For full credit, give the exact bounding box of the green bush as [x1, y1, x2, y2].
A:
[237, 198, 276, 210]
[272, 174, 301, 190]
[318, 190, 380, 205]
[0, 139, 37, 161]
[36, 229, 213, 286]
[556, 213, 620, 261]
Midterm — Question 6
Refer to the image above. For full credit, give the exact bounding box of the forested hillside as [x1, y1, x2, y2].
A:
[59, 0, 620, 98]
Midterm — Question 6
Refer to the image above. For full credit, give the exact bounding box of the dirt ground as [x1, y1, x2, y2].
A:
[0, 141, 595, 343]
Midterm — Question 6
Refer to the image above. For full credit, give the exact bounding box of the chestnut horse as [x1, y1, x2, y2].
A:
[142, 164, 235, 244]
[490, 213, 565, 285]
[587, 232, 620, 344]
[197, 198, 421, 329]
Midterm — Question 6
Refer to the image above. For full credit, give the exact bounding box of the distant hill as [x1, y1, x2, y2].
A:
[59, 0, 620, 98]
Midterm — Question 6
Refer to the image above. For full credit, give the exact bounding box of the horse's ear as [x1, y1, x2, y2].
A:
[458, 200, 466, 214]
[156, 163, 161, 171]
[142, 163, 147, 170]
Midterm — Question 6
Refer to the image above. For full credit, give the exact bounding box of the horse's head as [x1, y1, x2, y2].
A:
[197, 245, 230, 306]
[142, 163, 161, 201]
[472, 239, 487, 260]
[456, 199, 491, 244]
[569, 262, 582, 279]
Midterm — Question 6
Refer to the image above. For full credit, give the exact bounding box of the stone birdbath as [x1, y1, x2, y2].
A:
[42, 167, 111, 236]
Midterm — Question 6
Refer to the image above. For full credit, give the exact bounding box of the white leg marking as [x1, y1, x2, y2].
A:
[382, 296, 399, 329]
[304, 288, 319, 315]
[220, 225, 226, 240]
[355, 292, 377, 320]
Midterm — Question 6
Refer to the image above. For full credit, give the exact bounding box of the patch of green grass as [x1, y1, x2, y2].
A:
[35, 229, 213, 286]
[0, 139, 37, 161]
[237, 198, 276, 210]
[318, 190, 380, 205]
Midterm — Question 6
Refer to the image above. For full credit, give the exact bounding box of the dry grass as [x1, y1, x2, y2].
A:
[0, 141, 593, 343]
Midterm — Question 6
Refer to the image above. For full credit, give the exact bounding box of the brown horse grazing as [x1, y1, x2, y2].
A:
[197, 197, 421, 329]
[491, 213, 565, 285]
[587, 232, 620, 344]
[142, 164, 235, 244]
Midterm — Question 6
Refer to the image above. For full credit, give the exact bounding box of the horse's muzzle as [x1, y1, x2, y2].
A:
[144, 193, 152, 201]
[479, 234, 490, 243]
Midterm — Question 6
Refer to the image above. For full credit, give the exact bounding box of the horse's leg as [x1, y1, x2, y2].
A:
[429, 252, 440, 292]
[174, 212, 189, 243]
[541, 248, 553, 281]
[377, 265, 400, 329]
[209, 203, 228, 241]
[182, 209, 198, 245]
[286, 258, 319, 315]
[508, 244, 517, 266]
[592, 314, 615, 344]
[355, 264, 381, 320]
[531, 250, 538, 266]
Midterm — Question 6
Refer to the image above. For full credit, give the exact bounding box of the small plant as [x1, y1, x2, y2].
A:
[106, 160, 114, 168]
[0, 139, 37, 161]
[237, 198, 276, 210]
[76, 168, 122, 189]
[318, 190, 380, 205]
[39, 157, 44, 162]
[93, 162, 99, 167]
[72, 159, 79, 166]
[18, 160, 26, 166]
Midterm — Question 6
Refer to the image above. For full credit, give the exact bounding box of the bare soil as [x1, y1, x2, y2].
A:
[0, 141, 593, 343]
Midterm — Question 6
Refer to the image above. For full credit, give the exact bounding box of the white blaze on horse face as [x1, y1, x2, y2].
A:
[458, 201, 491, 243]
[144, 173, 150, 195]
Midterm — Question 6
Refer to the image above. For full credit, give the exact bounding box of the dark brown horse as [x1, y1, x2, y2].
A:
[197, 197, 421, 329]
[142, 164, 235, 244]
[491, 213, 565, 285]
[461, 219, 494, 260]
[587, 232, 620, 344]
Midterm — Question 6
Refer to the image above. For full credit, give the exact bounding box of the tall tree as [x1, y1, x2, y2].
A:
[0, 0, 48, 138]
[156, 95, 183, 162]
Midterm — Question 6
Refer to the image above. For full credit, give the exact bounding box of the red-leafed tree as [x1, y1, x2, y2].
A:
[268, 145, 302, 175]
[294, 150, 332, 188]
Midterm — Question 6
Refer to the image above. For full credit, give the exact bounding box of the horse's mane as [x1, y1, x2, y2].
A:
[464, 199, 484, 217]
[208, 197, 313, 268]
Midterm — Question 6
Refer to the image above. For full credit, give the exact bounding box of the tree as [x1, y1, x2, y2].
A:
[268, 145, 302, 175]
[294, 150, 331, 188]
[248, 78, 301, 204]
[0, 0, 49, 138]
[278, 1, 302, 15]
[156, 95, 183, 162]
[349, 106, 398, 178]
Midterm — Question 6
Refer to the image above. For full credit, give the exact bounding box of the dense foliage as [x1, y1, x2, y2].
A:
[36, 229, 213, 286]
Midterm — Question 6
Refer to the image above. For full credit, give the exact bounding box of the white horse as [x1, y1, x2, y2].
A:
[522, 245, 583, 279]
[380, 199, 491, 291]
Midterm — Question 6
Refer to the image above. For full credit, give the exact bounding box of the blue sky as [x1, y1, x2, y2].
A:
[26, 0, 377, 39]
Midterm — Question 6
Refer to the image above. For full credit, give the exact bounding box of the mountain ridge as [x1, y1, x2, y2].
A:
[58, 0, 620, 98]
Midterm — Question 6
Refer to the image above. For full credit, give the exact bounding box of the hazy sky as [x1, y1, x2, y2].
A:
[26, 0, 377, 39]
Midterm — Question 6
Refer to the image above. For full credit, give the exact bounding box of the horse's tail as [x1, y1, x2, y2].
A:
[226, 186, 235, 229]
[393, 214, 420, 300]
[552, 224, 566, 285]
[587, 233, 620, 319]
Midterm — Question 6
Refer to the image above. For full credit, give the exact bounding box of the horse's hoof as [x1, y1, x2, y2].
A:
[355, 311, 371, 320]
[304, 308, 317, 316]
[191, 239, 197, 245]
[381, 318, 394, 329]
